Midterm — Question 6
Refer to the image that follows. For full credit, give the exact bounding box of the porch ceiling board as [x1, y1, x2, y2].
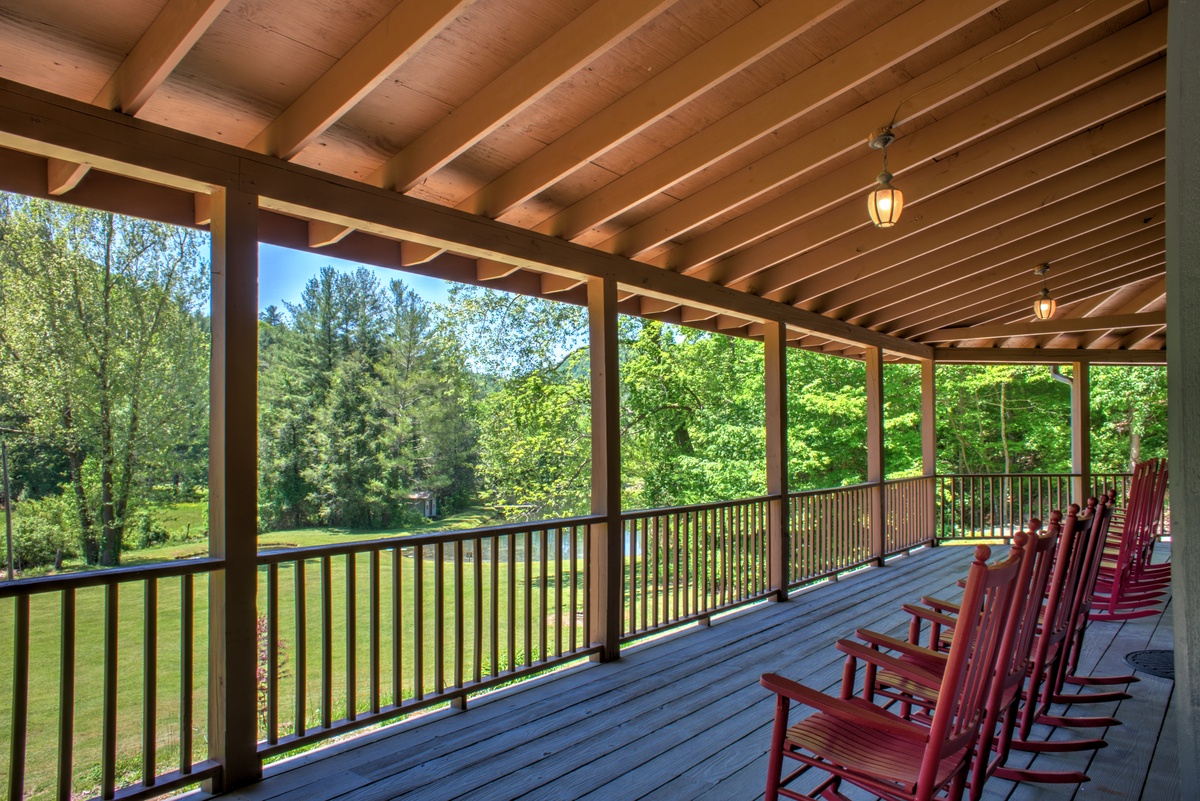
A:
[0, 0, 1167, 357]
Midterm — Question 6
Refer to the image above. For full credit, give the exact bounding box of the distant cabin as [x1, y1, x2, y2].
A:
[407, 492, 436, 519]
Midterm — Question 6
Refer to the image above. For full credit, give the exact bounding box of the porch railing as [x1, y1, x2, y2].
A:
[255, 516, 599, 758]
[2, 469, 1136, 801]
[0, 559, 223, 801]
[619, 496, 772, 642]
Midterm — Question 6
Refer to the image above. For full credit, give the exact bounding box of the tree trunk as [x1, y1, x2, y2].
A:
[1130, 406, 1142, 469]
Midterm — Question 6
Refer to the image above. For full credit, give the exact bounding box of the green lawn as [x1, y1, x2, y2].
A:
[0, 509, 587, 800]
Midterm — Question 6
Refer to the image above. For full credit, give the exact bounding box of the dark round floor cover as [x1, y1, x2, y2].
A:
[1124, 649, 1175, 679]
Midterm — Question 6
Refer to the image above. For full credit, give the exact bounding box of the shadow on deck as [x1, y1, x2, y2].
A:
[211, 545, 1176, 801]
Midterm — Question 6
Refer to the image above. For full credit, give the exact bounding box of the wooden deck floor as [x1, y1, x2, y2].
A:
[213, 545, 1177, 801]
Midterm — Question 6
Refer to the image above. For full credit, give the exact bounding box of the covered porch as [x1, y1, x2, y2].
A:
[215, 543, 1178, 801]
[0, 0, 1194, 798]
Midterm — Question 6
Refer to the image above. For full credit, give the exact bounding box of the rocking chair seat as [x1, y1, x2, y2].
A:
[786, 712, 964, 796]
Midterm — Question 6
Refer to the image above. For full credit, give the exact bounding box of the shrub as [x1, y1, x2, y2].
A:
[4, 492, 77, 570]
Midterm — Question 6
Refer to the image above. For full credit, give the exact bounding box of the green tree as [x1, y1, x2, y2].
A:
[0, 196, 209, 565]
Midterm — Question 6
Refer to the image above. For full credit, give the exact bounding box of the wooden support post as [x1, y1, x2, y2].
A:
[921, 358, 937, 545]
[764, 321, 789, 600]
[1070, 360, 1091, 503]
[1166, 0, 1200, 782]
[865, 346, 885, 565]
[207, 187, 261, 791]
[587, 276, 622, 662]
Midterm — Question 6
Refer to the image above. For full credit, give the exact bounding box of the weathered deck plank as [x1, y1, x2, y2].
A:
[201, 544, 1174, 801]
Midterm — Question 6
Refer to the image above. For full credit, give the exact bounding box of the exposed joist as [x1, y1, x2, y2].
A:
[308, 219, 354, 247]
[922, 312, 1166, 342]
[455, 0, 854, 218]
[639, 297, 681, 315]
[400, 241, 446, 267]
[1071, 275, 1167, 347]
[799, 156, 1166, 317]
[712, 63, 1166, 290]
[870, 197, 1166, 333]
[47, 0, 232, 194]
[750, 99, 1166, 304]
[933, 347, 1165, 364]
[535, 0, 1003, 241]
[476, 259, 521, 281]
[246, 0, 469, 161]
[542, 274, 584, 294]
[655, 0, 1159, 274]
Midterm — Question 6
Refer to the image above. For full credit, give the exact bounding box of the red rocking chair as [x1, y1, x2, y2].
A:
[760, 543, 1024, 801]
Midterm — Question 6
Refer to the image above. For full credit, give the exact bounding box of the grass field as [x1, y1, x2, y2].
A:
[0, 506, 584, 800]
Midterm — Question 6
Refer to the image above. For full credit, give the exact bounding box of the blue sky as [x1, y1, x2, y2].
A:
[259, 243, 452, 312]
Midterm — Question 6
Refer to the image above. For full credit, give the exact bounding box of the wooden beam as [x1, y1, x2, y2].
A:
[588, 277, 622, 661]
[537, 0, 1002, 241]
[1113, 325, 1164, 349]
[801, 159, 1166, 316]
[639, 297, 680, 315]
[456, 0, 854, 218]
[541, 274, 584, 295]
[307, 219, 354, 248]
[206, 186, 260, 791]
[246, 0, 468, 160]
[372, 0, 670, 194]
[921, 312, 1166, 342]
[713, 65, 1167, 290]
[679, 307, 719, 323]
[758, 128, 1165, 304]
[657, 0, 1159, 274]
[876, 200, 1165, 335]
[932, 348, 1164, 364]
[475, 259, 521, 281]
[764, 321, 789, 599]
[0, 77, 932, 359]
[194, 192, 212, 226]
[400, 241, 446, 267]
[47, 0, 232, 194]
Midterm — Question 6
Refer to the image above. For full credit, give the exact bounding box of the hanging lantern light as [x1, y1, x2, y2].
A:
[1033, 263, 1057, 320]
[867, 129, 903, 228]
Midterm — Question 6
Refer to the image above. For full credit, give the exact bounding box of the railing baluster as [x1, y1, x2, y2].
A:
[321, 555, 332, 726]
[474, 536, 484, 681]
[553, 529, 562, 658]
[369, 550, 380, 714]
[57, 588, 75, 801]
[143, 578, 158, 785]
[454, 541, 463, 689]
[266, 564, 278, 744]
[180, 575, 194, 773]
[569, 528, 578, 653]
[523, 531, 532, 666]
[101, 584, 118, 800]
[10, 594, 29, 801]
[293, 561, 306, 736]
[538, 529, 547, 661]
[391, 548, 400, 706]
[346, 554, 357, 721]
[415, 545, 425, 699]
[435, 542, 445, 694]
[506, 535, 515, 672]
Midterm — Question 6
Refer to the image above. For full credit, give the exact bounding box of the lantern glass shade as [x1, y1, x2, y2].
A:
[868, 183, 903, 228]
[1034, 291, 1056, 320]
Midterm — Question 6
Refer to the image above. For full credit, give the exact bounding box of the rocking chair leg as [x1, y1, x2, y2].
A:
[1036, 712, 1120, 729]
[1008, 734, 1108, 752]
[992, 765, 1091, 785]
[765, 696, 789, 801]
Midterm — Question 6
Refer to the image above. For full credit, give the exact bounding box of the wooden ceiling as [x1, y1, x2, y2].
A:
[0, 0, 1167, 361]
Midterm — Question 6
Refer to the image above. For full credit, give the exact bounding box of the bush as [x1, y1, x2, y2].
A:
[4, 492, 77, 570]
[125, 508, 170, 549]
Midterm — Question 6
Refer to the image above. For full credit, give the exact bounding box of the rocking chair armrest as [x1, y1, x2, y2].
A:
[919, 596, 962, 614]
[854, 628, 949, 668]
[835, 638, 945, 692]
[759, 672, 928, 741]
[902, 604, 959, 629]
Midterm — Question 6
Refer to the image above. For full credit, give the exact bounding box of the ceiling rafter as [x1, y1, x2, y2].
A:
[704, 61, 1166, 290]
[455, 0, 855, 218]
[47, 0, 232, 195]
[246, 0, 470, 161]
[533, 0, 1003, 241]
[764, 136, 1164, 308]
[646, 0, 1158, 273]
[866, 200, 1166, 332]
[921, 312, 1165, 342]
[904, 238, 1166, 340]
